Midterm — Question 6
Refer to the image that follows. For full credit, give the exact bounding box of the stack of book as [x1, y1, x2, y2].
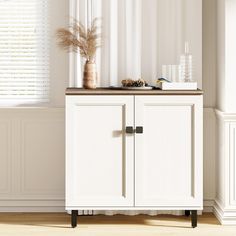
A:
[156, 78, 198, 90]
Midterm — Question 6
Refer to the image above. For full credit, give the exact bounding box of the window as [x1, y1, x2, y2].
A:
[0, 0, 49, 105]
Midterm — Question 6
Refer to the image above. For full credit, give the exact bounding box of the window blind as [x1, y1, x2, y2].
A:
[0, 0, 49, 103]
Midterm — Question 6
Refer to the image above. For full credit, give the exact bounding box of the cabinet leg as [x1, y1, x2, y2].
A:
[185, 210, 190, 217]
[191, 210, 197, 228]
[71, 210, 78, 228]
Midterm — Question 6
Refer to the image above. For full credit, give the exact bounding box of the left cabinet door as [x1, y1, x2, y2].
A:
[66, 95, 134, 208]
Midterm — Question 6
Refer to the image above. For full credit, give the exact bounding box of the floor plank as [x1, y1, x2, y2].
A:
[0, 213, 235, 236]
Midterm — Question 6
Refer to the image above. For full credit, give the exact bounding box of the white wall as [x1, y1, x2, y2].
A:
[49, 0, 69, 107]
[217, 0, 236, 112]
[0, 0, 218, 212]
[225, 0, 236, 112]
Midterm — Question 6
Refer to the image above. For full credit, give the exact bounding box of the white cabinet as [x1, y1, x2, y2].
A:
[66, 96, 134, 207]
[66, 90, 203, 227]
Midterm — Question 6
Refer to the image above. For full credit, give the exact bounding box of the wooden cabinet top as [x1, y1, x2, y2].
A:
[66, 88, 203, 96]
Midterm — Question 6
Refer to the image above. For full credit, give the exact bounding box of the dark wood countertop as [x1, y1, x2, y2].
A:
[66, 88, 203, 96]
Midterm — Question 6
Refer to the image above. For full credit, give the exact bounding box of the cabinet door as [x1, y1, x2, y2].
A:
[66, 96, 134, 208]
[135, 96, 203, 208]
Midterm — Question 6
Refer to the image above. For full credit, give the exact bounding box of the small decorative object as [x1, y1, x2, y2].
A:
[180, 42, 193, 82]
[156, 78, 197, 90]
[121, 79, 148, 88]
[83, 60, 97, 89]
[57, 18, 102, 89]
[156, 78, 171, 85]
[162, 65, 181, 82]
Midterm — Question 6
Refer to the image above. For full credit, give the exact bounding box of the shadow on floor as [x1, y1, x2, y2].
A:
[0, 213, 220, 229]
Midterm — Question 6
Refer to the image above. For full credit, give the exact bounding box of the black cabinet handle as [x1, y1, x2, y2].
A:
[126, 127, 134, 134]
[136, 127, 143, 134]
[126, 126, 143, 134]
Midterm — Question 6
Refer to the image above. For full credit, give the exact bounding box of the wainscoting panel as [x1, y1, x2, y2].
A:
[0, 108, 215, 212]
[0, 108, 65, 210]
[229, 123, 236, 207]
[20, 118, 65, 199]
[0, 118, 11, 198]
[214, 111, 236, 224]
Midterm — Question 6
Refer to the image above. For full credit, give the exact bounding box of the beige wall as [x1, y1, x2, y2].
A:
[203, 0, 217, 108]
[202, 0, 217, 204]
[49, 0, 69, 107]
[216, 0, 225, 111]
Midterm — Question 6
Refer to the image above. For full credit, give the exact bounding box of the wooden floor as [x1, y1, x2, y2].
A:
[0, 213, 235, 236]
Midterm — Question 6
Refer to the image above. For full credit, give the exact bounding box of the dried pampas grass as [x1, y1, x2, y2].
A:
[57, 18, 102, 62]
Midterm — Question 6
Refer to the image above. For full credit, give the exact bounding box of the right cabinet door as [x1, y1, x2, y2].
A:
[135, 95, 203, 208]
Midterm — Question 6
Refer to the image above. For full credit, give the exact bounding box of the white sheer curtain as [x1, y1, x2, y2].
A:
[70, 0, 202, 89]
[70, 0, 142, 88]
[70, 0, 202, 216]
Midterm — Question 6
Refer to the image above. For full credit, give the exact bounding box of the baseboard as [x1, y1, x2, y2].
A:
[0, 200, 65, 212]
[0, 206, 65, 213]
[0, 199, 215, 213]
[214, 200, 236, 225]
[203, 199, 215, 212]
[214, 200, 224, 224]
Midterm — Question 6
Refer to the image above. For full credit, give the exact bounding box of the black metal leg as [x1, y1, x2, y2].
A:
[185, 210, 190, 217]
[71, 210, 78, 228]
[191, 210, 197, 228]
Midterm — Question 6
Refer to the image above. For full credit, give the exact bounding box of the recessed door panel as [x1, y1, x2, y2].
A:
[135, 96, 203, 207]
[66, 96, 134, 207]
